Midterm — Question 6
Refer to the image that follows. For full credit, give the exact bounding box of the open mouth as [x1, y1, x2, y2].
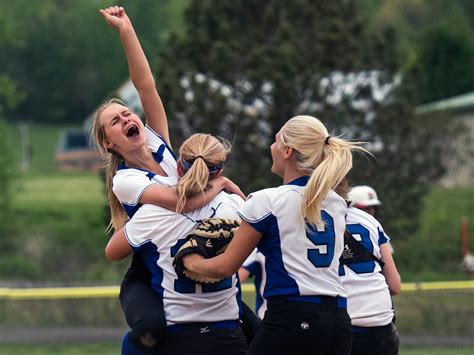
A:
[125, 125, 140, 138]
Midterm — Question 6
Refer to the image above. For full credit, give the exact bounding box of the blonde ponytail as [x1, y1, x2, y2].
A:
[280, 115, 367, 227]
[176, 134, 230, 213]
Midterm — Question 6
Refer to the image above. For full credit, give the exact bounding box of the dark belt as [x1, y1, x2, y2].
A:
[352, 322, 396, 334]
[268, 295, 347, 309]
[167, 320, 240, 334]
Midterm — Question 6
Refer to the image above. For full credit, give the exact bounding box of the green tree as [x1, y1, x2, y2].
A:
[413, 26, 474, 103]
[0, 7, 23, 248]
[156, 0, 452, 237]
[1, 0, 188, 123]
[355, 0, 474, 102]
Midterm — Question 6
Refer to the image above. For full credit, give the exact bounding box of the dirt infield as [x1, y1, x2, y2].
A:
[0, 327, 473, 348]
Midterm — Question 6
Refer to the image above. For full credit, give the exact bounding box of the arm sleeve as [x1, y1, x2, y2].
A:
[377, 224, 391, 245]
[113, 171, 155, 206]
[145, 125, 177, 161]
[124, 214, 154, 250]
[237, 189, 274, 235]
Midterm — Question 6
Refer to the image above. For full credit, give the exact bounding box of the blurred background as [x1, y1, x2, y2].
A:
[0, 0, 473, 354]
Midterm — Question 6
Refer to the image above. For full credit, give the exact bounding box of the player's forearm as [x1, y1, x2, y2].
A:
[380, 244, 401, 295]
[105, 226, 132, 261]
[181, 180, 226, 212]
[185, 254, 236, 279]
[385, 269, 401, 295]
[118, 26, 155, 92]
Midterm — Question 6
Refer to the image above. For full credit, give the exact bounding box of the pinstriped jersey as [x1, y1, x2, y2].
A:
[238, 176, 347, 299]
[125, 192, 245, 326]
[242, 250, 267, 319]
[340, 207, 394, 327]
[112, 125, 178, 218]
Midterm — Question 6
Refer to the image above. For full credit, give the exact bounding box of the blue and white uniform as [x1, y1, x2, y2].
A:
[242, 250, 267, 319]
[113, 125, 178, 218]
[340, 207, 394, 327]
[237, 176, 352, 355]
[113, 126, 248, 354]
[340, 207, 399, 355]
[125, 193, 244, 326]
[238, 176, 347, 300]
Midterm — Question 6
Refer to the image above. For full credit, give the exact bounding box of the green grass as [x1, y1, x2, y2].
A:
[394, 185, 474, 282]
[4, 171, 129, 282]
[0, 342, 119, 355]
[0, 343, 471, 355]
[1, 122, 473, 338]
[401, 347, 474, 355]
[394, 289, 474, 336]
[8, 123, 73, 173]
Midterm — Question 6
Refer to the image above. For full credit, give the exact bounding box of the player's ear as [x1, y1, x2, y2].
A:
[283, 146, 293, 159]
[213, 168, 223, 178]
[177, 161, 184, 177]
[104, 140, 114, 150]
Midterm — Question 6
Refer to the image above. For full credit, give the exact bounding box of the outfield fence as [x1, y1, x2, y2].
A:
[0, 280, 473, 300]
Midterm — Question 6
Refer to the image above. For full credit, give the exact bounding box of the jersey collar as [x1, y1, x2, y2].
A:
[286, 176, 309, 186]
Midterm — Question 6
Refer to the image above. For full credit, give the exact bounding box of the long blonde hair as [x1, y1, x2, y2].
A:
[90, 98, 129, 232]
[280, 115, 367, 227]
[176, 134, 231, 213]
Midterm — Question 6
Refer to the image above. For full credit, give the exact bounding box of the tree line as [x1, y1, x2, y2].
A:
[0, 0, 472, 240]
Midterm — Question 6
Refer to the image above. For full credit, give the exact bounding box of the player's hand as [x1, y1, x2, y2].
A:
[213, 177, 247, 200]
[182, 253, 205, 271]
[99, 6, 132, 32]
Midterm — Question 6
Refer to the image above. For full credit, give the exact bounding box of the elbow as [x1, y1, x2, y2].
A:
[104, 245, 121, 261]
[388, 276, 402, 296]
[390, 284, 401, 296]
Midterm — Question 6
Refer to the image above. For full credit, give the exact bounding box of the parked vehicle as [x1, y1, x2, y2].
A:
[55, 129, 103, 172]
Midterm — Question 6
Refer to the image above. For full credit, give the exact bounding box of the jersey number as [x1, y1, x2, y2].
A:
[306, 211, 336, 268]
[170, 239, 232, 294]
[338, 223, 376, 276]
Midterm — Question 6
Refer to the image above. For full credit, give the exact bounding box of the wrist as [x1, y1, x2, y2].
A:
[118, 23, 134, 36]
[212, 177, 227, 190]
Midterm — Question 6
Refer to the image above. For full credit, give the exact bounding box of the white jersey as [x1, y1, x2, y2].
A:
[340, 207, 394, 327]
[242, 250, 267, 319]
[238, 176, 347, 299]
[125, 192, 244, 326]
[113, 125, 178, 218]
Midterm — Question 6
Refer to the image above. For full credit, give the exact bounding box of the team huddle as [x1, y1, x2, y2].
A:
[95, 6, 401, 355]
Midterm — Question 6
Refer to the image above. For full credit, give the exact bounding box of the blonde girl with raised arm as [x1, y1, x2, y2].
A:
[94, 7, 244, 354]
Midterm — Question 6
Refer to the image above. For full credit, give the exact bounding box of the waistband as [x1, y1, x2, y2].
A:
[166, 320, 240, 334]
[268, 295, 347, 309]
[352, 322, 395, 334]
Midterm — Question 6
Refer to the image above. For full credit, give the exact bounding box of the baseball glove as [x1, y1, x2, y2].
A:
[173, 218, 240, 284]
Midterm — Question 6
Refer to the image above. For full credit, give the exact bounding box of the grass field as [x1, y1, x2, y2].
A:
[0, 343, 472, 355]
[2, 122, 473, 343]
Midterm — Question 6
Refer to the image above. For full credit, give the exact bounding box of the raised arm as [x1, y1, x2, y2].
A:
[100, 6, 170, 145]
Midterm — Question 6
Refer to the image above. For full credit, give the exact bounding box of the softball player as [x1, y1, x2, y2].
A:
[183, 115, 368, 354]
[94, 7, 249, 354]
[340, 207, 401, 355]
[106, 133, 249, 355]
[337, 181, 401, 355]
[239, 250, 267, 319]
[348, 185, 382, 219]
